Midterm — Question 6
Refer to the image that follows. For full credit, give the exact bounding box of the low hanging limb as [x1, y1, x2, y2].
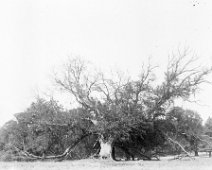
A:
[167, 136, 194, 160]
[17, 133, 92, 160]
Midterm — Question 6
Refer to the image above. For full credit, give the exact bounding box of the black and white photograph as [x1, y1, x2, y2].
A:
[1, 0, 212, 169]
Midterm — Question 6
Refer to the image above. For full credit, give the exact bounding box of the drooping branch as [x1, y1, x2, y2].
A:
[167, 136, 190, 156]
[17, 132, 93, 160]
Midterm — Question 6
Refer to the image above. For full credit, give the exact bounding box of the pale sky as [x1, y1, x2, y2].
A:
[0, 0, 212, 126]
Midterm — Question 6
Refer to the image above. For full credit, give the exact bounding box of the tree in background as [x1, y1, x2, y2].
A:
[0, 120, 23, 160]
[166, 107, 203, 156]
[0, 97, 98, 161]
[14, 98, 68, 156]
[204, 117, 212, 137]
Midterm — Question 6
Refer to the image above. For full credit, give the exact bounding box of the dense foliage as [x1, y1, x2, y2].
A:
[0, 98, 209, 161]
[0, 98, 98, 161]
[0, 51, 212, 161]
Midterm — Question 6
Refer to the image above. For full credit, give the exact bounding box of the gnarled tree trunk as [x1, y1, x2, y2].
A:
[98, 136, 113, 159]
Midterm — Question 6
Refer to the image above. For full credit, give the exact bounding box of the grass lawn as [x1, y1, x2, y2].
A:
[1, 155, 212, 170]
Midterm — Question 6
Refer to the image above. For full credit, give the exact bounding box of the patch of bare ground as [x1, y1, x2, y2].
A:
[1, 155, 212, 170]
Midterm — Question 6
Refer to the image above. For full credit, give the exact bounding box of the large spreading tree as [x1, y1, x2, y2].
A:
[165, 107, 203, 156]
[1, 50, 211, 161]
[54, 50, 212, 160]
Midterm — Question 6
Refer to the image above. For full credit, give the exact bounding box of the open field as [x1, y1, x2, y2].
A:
[1, 156, 212, 170]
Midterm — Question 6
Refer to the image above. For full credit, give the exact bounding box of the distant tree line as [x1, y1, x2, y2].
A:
[0, 50, 212, 161]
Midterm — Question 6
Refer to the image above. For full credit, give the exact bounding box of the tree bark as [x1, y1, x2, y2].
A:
[99, 138, 113, 159]
[194, 150, 199, 156]
[111, 146, 117, 161]
[194, 140, 199, 156]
